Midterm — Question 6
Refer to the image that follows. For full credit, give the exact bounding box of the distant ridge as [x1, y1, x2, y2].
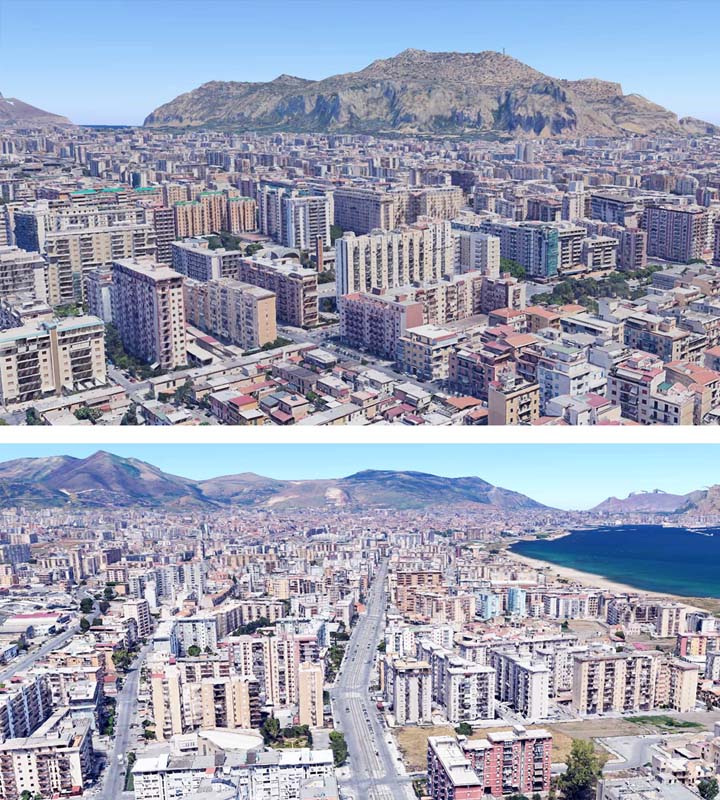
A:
[0, 93, 73, 127]
[0, 451, 548, 511]
[144, 48, 717, 137]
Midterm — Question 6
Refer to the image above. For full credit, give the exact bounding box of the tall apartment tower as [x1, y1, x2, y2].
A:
[297, 662, 324, 728]
[111, 257, 187, 370]
[644, 205, 709, 263]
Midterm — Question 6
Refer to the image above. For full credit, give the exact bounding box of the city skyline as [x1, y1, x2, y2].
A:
[0, 442, 718, 509]
[1, 0, 719, 125]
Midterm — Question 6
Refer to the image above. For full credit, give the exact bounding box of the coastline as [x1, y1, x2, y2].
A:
[508, 550, 711, 610]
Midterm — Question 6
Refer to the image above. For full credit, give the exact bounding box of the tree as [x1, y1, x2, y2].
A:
[455, 722, 473, 736]
[262, 715, 280, 744]
[329, 730, 348, 766]
[121, 402, 139, 426]
[500, 257, 526, 280]
[699, 778, 719, 800]
[80, 598, 94, 614]
[103, 586, 115, 601]
[25, 408, 43, 426]
[559, 740, 600, 800]
[330, 224, 344, 243]
[79, 617, 91, 633]
[187, 645, 201, 657]
[74, 406, 102, 423]
[99, 600, 110, 614]
[92, 617, 103, 627]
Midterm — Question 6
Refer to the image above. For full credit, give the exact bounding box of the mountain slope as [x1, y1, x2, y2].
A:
[0, 452, 548, 511]
[0, 93, 72, 127]
[593, 489, 692, 514]
[144, 49, 715, 137]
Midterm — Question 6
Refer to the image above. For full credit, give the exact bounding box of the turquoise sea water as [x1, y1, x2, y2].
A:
[510, 525, 720, 598]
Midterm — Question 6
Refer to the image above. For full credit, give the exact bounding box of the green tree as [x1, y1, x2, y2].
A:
[455, 722, 473, 736]
[99, 600, 110, 613]
[187, 645, 201, 657]
[262, 715, 280, 743]
[103, 586, 115, 601]
[74, 406, 102, 423]
[559, 740, 600, 800]
[330, 224, 344, 243]
[25, 408, 43, 426]
[500, 257, 526, 280]
[699, 778, 719, 800]
[121, 402, 139, 426]
[79, 617, 91, 633]
[329, 730, 348, 766]
[92, 617, 103, 627]
[80, 598, 94, 614]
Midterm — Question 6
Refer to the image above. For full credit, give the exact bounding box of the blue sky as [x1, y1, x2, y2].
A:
[0, 444, 716, 510]
[1, 0, 719, 125]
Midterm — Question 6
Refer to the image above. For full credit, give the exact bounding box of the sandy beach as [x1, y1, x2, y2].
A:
[508, 549, 707, 607]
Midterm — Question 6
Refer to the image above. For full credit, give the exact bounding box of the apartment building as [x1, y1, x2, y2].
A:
[84, 268, 113, 322]
[572, 650, 661, 715]
[397, 325, 461, 383]
[0, 675, 53, 742]
[582, 235, 618, 270]
[111, 257, 187, 370]
[428, 727, 552, 799]
[590, 193, 642, 225]
[132, 747, 334, 800]
[123, 598, 152, 639]
[427, 735, 484, 800]
[227, 196, 257, 234]
[297, 662, 324, 728]
[14, 201, 156, 304]
[0, 246, 47, 302]
[488, 374, 540, 425]
[282, 193, 331, 249]
[336, 220, 454, 296]
[536, 342, 606, 412]
[173, 201, 205, 238]
[237, 256, 318, 327]
[443, 661, 496, 724]
[481, 274, 527, 314]
[389, 659, 432, 725]
[333, 186, 397, 234]
[490, 650, 550, 721]
[607, 354, 695, 425]
[623, 314, 692, 362]
[172, 239, 243, 282]
[644, 205, 709, 264]
[0, 316, 106, 405]
[453, 229, 501, 277]
[479, 219, 559, 281]
[0, 709, 94, 800]
[340, 292, 424, 359]
[184, 277, 276, 350]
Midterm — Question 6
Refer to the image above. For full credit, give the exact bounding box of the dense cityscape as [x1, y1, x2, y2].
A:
[4, 122, 720, 424]
[0, 449, 717, 800]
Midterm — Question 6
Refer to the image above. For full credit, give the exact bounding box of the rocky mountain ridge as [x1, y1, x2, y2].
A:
[144, 49, 716, 137]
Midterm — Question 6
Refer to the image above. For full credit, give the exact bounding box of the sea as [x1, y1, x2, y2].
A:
[510, 524, 720, 598]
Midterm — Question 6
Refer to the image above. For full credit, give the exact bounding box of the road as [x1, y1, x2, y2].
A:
[0, 624, 79, 682]
[330, 559, 415, 800]
[101, 642, 152, 800]
[107, 366, 149, 399]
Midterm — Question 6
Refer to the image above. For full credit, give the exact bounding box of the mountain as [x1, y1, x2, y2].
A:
[0, 452, 547, 512]
[144, 49, 716, 137]
[592, 489, 693, 514]
[0, 93, 72, 127]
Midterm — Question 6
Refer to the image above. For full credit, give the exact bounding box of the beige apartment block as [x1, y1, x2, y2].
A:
[488, 374, 540, 425]
[184, 277, 276, 350]
[111, 257, 187, 370]
[14, 202, 156, 304]
[297, 662, 324, 728]
[0, 316, 106, 405]
[336, 220, 454, 296]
